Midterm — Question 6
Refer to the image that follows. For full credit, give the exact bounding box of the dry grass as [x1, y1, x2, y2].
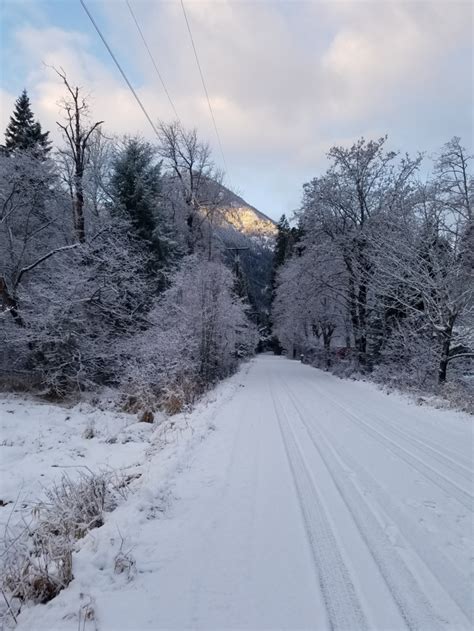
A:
[1, 470, 128, 625]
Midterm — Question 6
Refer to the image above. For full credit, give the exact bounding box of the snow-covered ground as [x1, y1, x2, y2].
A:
[1, 355, 473, 630]
[0, 397, 156, 514]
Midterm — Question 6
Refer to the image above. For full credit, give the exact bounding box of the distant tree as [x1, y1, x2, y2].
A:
[273, 215, 290, 268]
[4, 90, 51, 156]
[272, 214, 301, 286]
[273, 238, 346, 365]
[268, 214, 302, 352]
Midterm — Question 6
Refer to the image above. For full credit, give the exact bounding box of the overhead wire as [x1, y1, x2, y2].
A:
[79, 0, 231, 253]
[179, 0, 228, 173]
[79, 0, 161, 138]
[125, 0, 180, 121]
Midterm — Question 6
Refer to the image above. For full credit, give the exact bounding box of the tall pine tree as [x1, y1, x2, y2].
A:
[111, 137, 178, 276]
[4, 90, 51, 156]
[272, 214, 301, 283]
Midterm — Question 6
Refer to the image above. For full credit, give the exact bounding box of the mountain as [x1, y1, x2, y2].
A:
[216, 187, 277, 240]
[211, 186, 276, 327]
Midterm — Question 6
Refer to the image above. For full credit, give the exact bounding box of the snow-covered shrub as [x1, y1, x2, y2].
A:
[1, 471, 123, 616]
[113, 537, 137, 582]
[35, 472, 114, 541]
[122, 256, 257, 412]
[373, 319, 440, 390]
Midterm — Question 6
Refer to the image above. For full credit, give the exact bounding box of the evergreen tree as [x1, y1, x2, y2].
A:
[4, 90, 51, 155]
[274, 214, 291, 269]
[268, 214, 302, 353]
[111, 137, 177, 274]
[272, 214, 301, 282]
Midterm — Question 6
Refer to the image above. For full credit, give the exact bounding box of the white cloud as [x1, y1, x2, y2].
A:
[1, 0, 472, 217]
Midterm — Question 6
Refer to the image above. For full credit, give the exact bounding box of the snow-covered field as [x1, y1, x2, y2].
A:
[1, 355, 473, 630]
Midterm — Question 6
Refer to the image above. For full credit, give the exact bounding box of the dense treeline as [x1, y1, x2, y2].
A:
[0, 80, 258, 408]
[272, 137, 473, 398]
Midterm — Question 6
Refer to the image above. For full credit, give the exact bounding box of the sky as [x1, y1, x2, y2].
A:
[1, 0, 473, 220]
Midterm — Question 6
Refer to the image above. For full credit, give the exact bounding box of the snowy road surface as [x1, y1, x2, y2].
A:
[14, 355, 473, 630]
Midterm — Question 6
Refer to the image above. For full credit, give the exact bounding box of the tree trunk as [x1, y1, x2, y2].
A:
[0, 276, 23, 326]
[323, 330, 332, 369]
[438, 315, 456, 384]
[356, 282, 368, 368]
[73, 174, 85, 243]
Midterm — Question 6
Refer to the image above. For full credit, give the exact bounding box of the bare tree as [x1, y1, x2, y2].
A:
[54, 68, 103, 243]
[158, 122, 224, 255]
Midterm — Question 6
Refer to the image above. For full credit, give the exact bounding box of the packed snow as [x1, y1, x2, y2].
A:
[1, 355, 472, 630]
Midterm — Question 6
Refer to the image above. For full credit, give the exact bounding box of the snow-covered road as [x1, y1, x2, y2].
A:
[13, 355, 473, 630]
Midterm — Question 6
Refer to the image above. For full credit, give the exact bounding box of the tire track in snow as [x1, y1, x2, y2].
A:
[282, 382, 450, 631]
[308, 384, 473, 511]
[367, 416, 470, 474]
[269, 378, 369, 631]
[319, 416, 473, 620]
[333, 399, 472, 483]
[301, 373, 471, 470]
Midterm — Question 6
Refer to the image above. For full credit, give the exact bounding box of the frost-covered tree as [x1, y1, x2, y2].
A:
[4, 90, 51, 156]
[24, 219, 151, 394]
[0, 150, 72, 328]
[300, 137, 420, 368]
[273, 238, 347, 365]
[373, 140, 473, 384]
[274, 136, 472, 390]
[123, 256, 257, 410]
[158, 122, 225, 255]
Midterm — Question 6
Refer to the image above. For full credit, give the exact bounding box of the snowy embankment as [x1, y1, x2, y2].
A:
[0, 398, 154, 514]
[0, 372, 245, 629]
[1, 356, 473, 630]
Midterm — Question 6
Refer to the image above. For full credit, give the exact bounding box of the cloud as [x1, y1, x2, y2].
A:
[1, 0, 472, 217]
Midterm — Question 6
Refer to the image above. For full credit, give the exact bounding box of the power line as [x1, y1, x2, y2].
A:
[79, 0, 160, 138]
[179, 0, 228, 173]
[125, 0, 180, 121]
[79, 0, 229, 253]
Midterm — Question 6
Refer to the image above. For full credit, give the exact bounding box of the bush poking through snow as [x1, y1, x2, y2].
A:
[2, 512, 74, 612]
[1, 470, 126, 621]
[139, 409, 154, 423]
[77, 594, 96, 630]
[34, 472, 112, 541]
[82, 421, 95, 440]
[113, 534, 137, 582]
